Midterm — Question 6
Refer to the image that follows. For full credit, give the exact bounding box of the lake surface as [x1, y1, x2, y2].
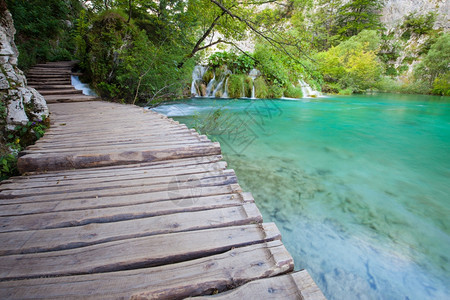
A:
[152, 94, 450, 300]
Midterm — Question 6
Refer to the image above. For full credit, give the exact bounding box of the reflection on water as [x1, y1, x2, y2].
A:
[154, 94, 450, 300]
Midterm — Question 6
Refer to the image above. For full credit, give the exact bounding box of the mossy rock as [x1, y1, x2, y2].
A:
[254, 77, 269, 98]
[227, 74, 245, 98]
[284, 85, 303, 98]
[203, 69, 214, 84]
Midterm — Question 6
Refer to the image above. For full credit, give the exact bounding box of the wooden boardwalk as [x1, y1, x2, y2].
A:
[0, 62, 325, 299]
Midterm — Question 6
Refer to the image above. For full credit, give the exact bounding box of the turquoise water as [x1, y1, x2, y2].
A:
[153, 94, 450, 300]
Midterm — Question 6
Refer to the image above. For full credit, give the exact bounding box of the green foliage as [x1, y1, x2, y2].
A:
[234, 55, 255, 74]
[0, 116, 49, 181]
[253, 45, 290, 87]
[316, 30, 383, 92]
[208, 52, 255, 74]
[268, 84, 284, 98]
[401, 12, 436, 35]
[414, 33, 450, 85]
[227, 74, 244, 98]
[244, 76, 253, 98]
[7, 0, 82, 70]
[338, 88, 353, 95]
[78, 9, 193, 103]
[203, 69, 214, 84]
[0, 153, 18, 181]
[431, 73, 450, 96]
[209, 51, 237, 68]
[254, 77, 269, 98]
[284, 85, 303, 98]
[334, 0, 384, 40]
[385, 65, 398, 76]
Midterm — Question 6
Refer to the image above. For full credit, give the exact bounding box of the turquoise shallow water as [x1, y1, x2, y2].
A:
[153, 94, 450, 300]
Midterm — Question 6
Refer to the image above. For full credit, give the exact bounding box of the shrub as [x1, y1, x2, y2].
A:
[7, 0, 82, 70]
[338, 88, 353, 95]
[268, 84, 284, 99]
[244, 76, 253, 98]
[432, 73, 450, 96]
[254, 77, 269, 98]
[284, 85, 303, 98]
[402, 12, 436, 35]
[227, 74, 244, 98]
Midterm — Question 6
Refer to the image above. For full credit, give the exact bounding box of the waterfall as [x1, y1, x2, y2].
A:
[298, 79, 321, 98]
[191, 65, 207, 97]
[71, 75, 97, 96]
[249, 69, 259, 99]
[206, 75, 216, 97]
[223, 77, 230, 98]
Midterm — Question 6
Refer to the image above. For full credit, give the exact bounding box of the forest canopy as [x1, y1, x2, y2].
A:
[5, 0, 450, 101]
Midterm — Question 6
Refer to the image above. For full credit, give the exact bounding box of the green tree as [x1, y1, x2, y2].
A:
[414, 33, 450, 86]
[334, 0, 383, 40]
[317, 30, 383, 92]
[7, 0, 83, 70]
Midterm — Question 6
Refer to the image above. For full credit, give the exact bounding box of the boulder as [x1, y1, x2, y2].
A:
[0, 9, 48, 132]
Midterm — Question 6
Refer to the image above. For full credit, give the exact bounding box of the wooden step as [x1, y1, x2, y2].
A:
[191, 270, 326, 300]
[17, 142, 221, 172]
[39, 89, 83, 95]
[0, 223, 281, 280]
[27, 70, 72, 75]
[33, 61, 78, 68]
[0, 202, 261, 254]
[0, 241, 293, 299]
[28, 81, 72, 86]
[27, 74, 70, 79]
[43, 94, 99, 103]
[29, 84, 74, 90]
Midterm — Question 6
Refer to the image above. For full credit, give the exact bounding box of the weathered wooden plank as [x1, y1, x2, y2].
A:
[41, 124, 188, 136]
[0, 203, 262, 255]
[39, 89, 83, 95]
[17, 142, 221, 173]
[0, 169, 235, 198]
[22, 139, 211, 155]
[0, 186, 248, 219]
[0, 223, 281, 281]
[0, 174, 238, 207]
[4, 155, 224, 181]
[29, 84, 75, 90]
[39, 128, 192, 141]
[45, 96, 99, 103]
[0, 240, 293, 299]
[190, 270, 326, 300]
[1, 161, 227, 189]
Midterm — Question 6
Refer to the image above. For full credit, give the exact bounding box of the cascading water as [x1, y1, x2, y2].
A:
[191, 65, 207, 97]
[249, 69, 260, 99]
[299, 79, 321, 98]
[222, 77, 230, 98]
[71, 76, 97, 96]
[205, 75, 216, 97]
[190, 64, 316, 99]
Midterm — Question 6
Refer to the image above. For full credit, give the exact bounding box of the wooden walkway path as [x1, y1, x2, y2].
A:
[0, 62, 325, 299]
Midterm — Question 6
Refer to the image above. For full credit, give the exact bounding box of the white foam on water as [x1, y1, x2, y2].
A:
[71, 76, 97, 96]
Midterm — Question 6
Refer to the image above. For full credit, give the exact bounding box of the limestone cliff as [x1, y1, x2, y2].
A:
[0, 6, 48, 135]
[381, 0, 449, 30]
